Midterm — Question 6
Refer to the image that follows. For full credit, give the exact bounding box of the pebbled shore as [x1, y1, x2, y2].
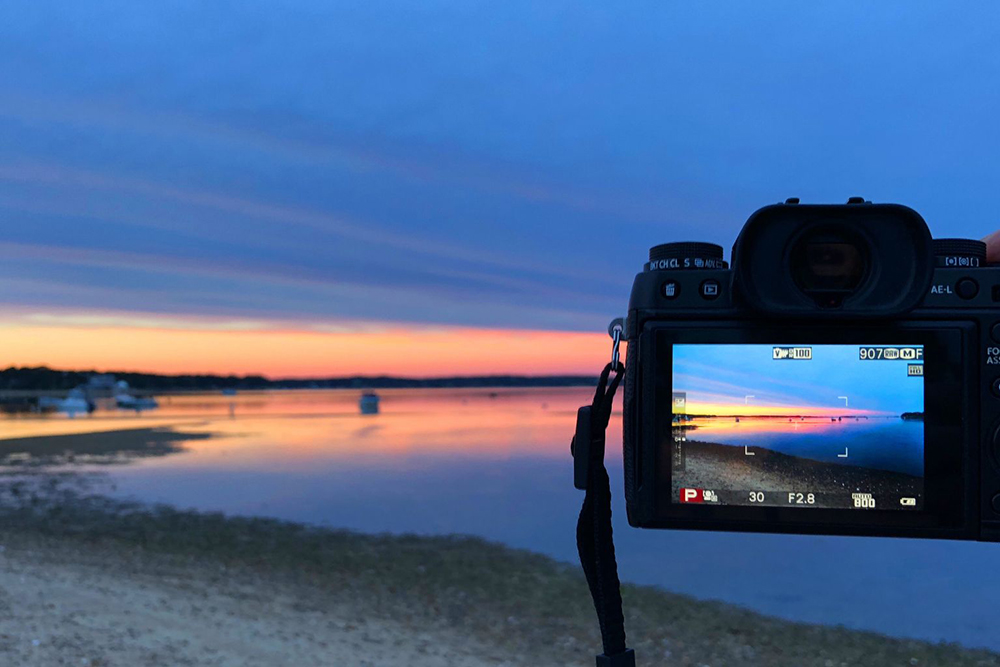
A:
[674, 438, 923, 501]
[0, 492, 997, 667]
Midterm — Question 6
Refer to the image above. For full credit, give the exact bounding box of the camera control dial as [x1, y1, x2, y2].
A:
[933, 239, 987, 268]
[646, 242, 727, 272]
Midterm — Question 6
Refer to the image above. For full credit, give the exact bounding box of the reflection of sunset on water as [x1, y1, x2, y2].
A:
[682, 401, 889, 418]
[0, 388, 607, 466]
[681, 416, 894, 436]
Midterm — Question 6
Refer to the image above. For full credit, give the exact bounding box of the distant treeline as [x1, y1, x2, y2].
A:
[0, 366, 598, 392]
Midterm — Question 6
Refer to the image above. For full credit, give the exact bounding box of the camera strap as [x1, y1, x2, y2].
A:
[573, 349, 634, 667]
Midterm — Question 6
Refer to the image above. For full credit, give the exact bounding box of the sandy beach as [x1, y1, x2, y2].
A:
[0, 530, 501, 667]
[0, 486, 997, 666]
[0, 426, 211, 467]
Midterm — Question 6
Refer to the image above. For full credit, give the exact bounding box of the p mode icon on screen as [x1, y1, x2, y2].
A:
[680, 488, 703, 503]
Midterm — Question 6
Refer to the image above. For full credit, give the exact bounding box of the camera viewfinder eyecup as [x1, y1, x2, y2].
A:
[730, 203, 934, 317]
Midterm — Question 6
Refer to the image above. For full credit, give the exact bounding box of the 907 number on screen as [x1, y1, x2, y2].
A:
[858, 346, 922, 361]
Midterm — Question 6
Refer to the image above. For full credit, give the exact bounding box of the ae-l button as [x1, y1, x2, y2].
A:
[956, 278, 979, 299]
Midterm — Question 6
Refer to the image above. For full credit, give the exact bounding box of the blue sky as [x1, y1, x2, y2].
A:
[2, 2, 1000, 332]
[674, 344, 923, 414]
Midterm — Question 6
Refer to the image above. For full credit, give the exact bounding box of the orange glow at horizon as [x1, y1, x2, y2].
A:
[682, 401, 887, 417]
[0, 321, 611, 377]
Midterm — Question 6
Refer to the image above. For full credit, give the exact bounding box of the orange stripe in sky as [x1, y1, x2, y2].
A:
[683, 402, 886, 417]
[0, 322, 611, 378]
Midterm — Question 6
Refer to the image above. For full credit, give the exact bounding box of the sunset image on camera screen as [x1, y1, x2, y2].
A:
[670, 343, 924, 510]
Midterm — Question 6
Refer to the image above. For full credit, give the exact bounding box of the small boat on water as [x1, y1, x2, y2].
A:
[359, 391, 380, 414]
[221, 388, 238, 396]
[38, 388, 95, 417]
[116, 393, 159, 412]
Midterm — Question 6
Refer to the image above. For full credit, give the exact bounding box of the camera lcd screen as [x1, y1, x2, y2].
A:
[670, 343, 924, 511]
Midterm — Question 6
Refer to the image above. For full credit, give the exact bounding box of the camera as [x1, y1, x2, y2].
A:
[621, 198, 1000, 541]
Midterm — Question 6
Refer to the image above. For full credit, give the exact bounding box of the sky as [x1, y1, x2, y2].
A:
[2, 2, 1000, 376]
[673, 344, 923, 416]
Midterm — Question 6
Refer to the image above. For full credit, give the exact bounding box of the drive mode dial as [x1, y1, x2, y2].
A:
[933, 239, 987, 268]
[646, 242, 727, 271]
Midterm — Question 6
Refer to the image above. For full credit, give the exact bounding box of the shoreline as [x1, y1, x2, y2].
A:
[1, 492, 997, 666]
[674, 438, 923, 499]
[0, 366, 602, 396]
[0, 426, 211, 466]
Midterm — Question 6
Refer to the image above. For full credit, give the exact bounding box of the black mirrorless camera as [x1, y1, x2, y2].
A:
[622, 198, 1000, 541]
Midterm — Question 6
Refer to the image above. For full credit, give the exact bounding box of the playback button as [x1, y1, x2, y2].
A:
[700, 279, 721, 300]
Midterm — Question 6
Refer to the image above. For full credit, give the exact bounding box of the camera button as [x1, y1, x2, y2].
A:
[662, 280, 680, 300]
[991, 322, 1000, 343]
[956, 278, 979, 300]
[992, 494, 1000, 515]
[700, 280, 721, 300]
[992, 378, 1000, 398]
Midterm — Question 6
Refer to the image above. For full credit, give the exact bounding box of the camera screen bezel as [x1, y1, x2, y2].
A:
[642, 321, 975, 538]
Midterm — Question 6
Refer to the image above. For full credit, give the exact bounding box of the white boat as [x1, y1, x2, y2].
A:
[116, 393, 159, 412]
[38, 388, 94, 417]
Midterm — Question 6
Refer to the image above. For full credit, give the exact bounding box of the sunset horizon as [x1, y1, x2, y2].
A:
[0, 310, 610, 378]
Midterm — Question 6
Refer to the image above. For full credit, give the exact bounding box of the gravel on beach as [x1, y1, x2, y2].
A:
[674, 438, 923, 501]
[0, 490, 996, 667]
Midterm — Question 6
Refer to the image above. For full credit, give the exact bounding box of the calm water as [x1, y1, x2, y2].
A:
[2, 388, 997, 650]
[687, 417, 924, 476]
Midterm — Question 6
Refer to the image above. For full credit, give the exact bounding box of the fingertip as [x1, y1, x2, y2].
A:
[983, 230, 1000, 263]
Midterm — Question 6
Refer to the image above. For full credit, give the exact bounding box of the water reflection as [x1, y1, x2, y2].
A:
[1, 388, 998, 650]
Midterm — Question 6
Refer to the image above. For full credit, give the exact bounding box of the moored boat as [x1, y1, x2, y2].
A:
[359, 391, 380, 414]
